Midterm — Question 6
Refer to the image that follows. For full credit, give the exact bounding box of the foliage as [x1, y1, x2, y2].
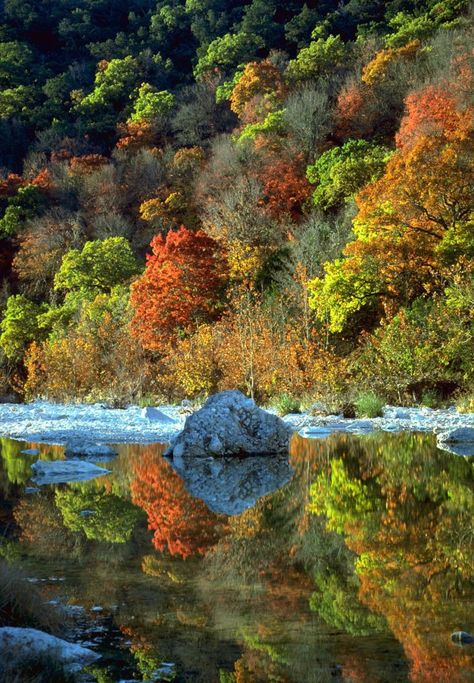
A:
[285, 33, 345, 82]
[129, 84, 175, 124]
[130, 226, 227, 351]
[353, 391, 384, 418]
[55, 488, 142, 543]
[54, 237, 139, 294]
[0, 295, 46, 360]
[306, 139, 392, 210]
[131, 448, 224, 559]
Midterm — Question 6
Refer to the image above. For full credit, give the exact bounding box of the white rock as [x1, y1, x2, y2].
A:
[165, 390, 291, 458]
[21, 448, 40, 456]
[31, 459, 110, 485]
[0, 627, 100, 673]
[141, 406, 177, 423]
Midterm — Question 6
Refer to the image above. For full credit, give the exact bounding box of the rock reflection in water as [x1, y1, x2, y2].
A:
[168, 453, 294, 515]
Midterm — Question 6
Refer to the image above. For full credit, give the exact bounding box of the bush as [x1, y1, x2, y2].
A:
[354, 391, 384, 418]
[456, 395, 474, 414]
[273, 393, 302, 416]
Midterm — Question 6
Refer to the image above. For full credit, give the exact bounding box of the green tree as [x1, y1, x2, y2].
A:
[194, 31, 264, 80]
[285, 32, 345, 82]
[306, 139, 392, 210]
[129, 83, 175, 123]
[0, 295, 46, 360]
[0, 184, 46, 237]
[54, 237, 139, 294]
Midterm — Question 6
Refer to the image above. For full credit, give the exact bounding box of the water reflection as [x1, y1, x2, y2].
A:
[0, 432, 472, 682]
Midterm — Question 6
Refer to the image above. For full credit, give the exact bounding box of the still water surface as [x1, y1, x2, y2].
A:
[0, 432, 473, 682]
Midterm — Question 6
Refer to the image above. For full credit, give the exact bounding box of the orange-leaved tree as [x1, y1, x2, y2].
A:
[130, 226, 227, 351]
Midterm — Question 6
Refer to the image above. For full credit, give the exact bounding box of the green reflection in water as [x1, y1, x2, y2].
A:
[0, 433, 472, 682]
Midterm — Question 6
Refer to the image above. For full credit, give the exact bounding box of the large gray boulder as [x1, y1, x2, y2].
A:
[0, 627, 100, 674]
[165, 390, 291, 458]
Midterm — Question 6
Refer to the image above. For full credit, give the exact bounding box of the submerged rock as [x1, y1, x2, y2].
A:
[165, 390, 291, 458]
[170, 453, 293, 515]
[65, 441, 117, 459]
[0, 626, 100, 673]
[31, 459, 110, 485]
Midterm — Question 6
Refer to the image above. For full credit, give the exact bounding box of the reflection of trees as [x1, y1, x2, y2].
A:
[55, 487, 143, 543]
[304, 432, 474, 682]
[13, 493, 78, 556]
[0, 438, 62, 487]
[131, 449, 225, 559]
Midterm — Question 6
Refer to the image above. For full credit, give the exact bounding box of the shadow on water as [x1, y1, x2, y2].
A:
[0, 432, 473, 681]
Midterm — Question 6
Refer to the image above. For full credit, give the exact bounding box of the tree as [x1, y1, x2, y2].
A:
[194, 32, 264, 80]
[306, 139, 392, 210]
[285, 32, 345, 83]
[54, 237, 139, 294]
[0, 295, 45, 360]
[55, 488, 142, 543]
[130, 226, 227, 351]
[309, 128, 474, 332]
[229, 59, 285, 123]
[129, 84, 175, 123]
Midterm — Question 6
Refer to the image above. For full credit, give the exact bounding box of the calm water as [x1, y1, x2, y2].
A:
[0, 432, 473, 682]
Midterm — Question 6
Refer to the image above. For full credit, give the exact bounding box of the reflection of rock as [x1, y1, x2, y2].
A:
[451, 631, 474, 645]
[165, 390, 291, 458]
[438, 427, 474, 443]
[0, 626, 100, 673]
[437, 442, 474, 457]
[65, 441, 117, 459]
[31, 459, 110, 485]
[169, 453, 293, 515]
[437, 427, 474, 456]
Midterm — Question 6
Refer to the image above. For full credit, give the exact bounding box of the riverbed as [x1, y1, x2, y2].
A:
[0, 431, 473, 681]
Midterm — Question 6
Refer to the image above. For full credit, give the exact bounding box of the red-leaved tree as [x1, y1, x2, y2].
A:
[130, 226, 227, 351]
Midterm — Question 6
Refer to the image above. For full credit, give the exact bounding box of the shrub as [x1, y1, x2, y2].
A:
[354, 391, 384, 418]
[456, 395, 474, 414]
[273, 393, 302, 416]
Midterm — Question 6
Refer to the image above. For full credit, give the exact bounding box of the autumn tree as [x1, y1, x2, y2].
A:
[130, 226, 227, 351]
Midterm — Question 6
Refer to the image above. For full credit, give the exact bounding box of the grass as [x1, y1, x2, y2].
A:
[0, 653, 75, 683]
[354, 391, 384, 418]
[0, 561, 63, 634]
[272, 393, 302, 416]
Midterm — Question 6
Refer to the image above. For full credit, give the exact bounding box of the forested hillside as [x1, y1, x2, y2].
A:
[0, 0, 472, 408]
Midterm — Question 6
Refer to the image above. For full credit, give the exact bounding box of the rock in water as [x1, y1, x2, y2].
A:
[65, 441, 117, 459]
[0, 627, 100, 673]
[31, 459, 110, 485]
[165, 390, 291, 458]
